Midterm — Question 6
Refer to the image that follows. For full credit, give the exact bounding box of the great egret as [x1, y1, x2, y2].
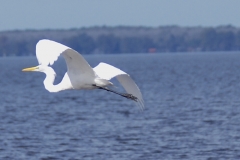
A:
[22, 39, 144, 109]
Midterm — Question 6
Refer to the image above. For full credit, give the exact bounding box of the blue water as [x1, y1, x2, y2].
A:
[1, 52, 240, 159]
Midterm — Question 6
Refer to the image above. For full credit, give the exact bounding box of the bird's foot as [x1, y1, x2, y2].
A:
[123, 93, 138, 102]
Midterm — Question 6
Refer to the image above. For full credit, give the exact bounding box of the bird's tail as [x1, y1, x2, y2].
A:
[95, 78, 113, 87]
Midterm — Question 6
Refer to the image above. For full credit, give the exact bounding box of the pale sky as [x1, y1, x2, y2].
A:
[0, 0, 239, 31]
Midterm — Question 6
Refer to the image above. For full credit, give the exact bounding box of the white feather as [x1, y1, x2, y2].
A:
[94, 63, 144, 109]
[36, 39, 69, 66]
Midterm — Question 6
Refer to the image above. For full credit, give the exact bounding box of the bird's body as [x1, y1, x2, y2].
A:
[22, 39, 144, 109]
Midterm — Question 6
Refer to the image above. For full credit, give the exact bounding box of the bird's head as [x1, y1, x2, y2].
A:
[22, 65, 52, 73]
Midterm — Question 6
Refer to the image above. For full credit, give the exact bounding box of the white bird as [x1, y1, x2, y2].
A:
[22, 39, 144, 109]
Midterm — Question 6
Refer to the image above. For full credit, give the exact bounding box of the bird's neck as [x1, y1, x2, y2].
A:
[43, 67, 63, 92]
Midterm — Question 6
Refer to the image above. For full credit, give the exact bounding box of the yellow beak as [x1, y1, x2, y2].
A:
[22, 66, 38, 72]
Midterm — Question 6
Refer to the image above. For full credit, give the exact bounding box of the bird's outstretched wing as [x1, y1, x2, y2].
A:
[36, 39, 95, 87]
[93, 62, 144, 109]
[36, 39, 69, 66]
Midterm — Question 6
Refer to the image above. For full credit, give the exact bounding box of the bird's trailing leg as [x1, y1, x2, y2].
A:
[93, 85, 138, 102]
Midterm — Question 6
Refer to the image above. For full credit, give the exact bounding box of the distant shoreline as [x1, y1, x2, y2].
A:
[0, 25, 239, 56]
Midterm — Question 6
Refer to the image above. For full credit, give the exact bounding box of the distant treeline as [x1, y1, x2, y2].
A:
[0, 25, 240, 56]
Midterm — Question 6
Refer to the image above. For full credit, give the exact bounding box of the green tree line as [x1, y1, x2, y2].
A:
[0, 26, 240, 56]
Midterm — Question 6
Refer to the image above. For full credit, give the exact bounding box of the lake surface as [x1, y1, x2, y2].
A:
[1, 52, 240, 159]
